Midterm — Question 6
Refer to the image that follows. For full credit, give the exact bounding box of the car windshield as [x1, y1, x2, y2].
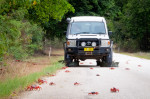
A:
[70, 22, 106, 34]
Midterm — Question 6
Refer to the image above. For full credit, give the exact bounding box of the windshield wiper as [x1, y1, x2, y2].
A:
[75, 32, 90, 35]
[92, 32, 105, 34]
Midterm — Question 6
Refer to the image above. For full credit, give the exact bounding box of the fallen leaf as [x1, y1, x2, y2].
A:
[11, 92, 17, 96]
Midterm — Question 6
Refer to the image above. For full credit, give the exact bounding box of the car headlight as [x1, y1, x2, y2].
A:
[81, 42, 86, 47]
[101, 40, 110, 47]
[92, 42, 96, 47]
[67, 40, 76, 47]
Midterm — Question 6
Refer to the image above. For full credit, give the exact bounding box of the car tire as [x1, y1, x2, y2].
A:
[100, 61, 105, 67]
[65, 54, 73, 67]
[97, 61, 100, 66]
[75, 61, 79, 66]
[64, 43, 71, 67]
[106, 49, 113, 67]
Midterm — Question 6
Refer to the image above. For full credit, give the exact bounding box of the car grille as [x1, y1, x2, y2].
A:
[77, 38, 100, 47]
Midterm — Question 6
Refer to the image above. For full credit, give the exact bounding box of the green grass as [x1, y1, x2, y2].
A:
[0, 61, 64, 98]
[119, 52, 150, 60]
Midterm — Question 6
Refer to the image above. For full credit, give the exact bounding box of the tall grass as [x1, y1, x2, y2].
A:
[0, 62, 64, 98]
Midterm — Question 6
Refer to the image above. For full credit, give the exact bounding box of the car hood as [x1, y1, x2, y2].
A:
[67, 34, 109, 39]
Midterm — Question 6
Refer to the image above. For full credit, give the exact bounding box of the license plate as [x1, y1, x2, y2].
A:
[84, 48, 93, 51]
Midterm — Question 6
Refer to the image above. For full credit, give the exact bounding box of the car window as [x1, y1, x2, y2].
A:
[70, 22, 106, 34]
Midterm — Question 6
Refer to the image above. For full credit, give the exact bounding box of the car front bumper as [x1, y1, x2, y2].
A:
[66, 47, 111, 55]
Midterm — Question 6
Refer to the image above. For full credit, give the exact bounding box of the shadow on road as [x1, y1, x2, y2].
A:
[58, 59, 119, 67]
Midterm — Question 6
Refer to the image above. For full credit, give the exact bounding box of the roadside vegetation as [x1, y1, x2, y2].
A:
[0, 49, 64, 98]
[0, 61, 64, 98]
[0, 0, 74, 64]
[111, 0, 150, 52]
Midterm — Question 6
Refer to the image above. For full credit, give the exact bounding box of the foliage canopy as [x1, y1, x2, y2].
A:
[0, 0, 150, 63]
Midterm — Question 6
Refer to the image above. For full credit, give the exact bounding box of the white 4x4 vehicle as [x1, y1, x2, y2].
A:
[64, 16, 113, 67]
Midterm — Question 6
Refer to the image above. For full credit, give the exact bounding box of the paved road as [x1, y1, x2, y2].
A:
[18, 53, 150, 99]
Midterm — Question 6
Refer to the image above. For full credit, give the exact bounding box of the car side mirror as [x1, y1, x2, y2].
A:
[66, 18, 71, 23]
[108, 31, 112, 35]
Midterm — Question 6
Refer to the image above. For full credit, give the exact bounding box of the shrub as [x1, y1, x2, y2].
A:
[11, 8, 28, 21]
[0, 9, 44, 62]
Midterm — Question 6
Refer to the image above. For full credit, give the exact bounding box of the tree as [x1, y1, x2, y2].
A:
[68, 0, 118, 19]
[28, 0, 75, 23]
[27, 0, 75, 39]
[112, 0, 150, 51]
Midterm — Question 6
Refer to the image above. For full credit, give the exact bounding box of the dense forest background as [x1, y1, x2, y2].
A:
[0, 0, 150, 62]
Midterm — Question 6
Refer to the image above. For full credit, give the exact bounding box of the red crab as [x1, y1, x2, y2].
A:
[49, 74, 55, 77]
[88, 92, 99, 95]
[138, 65, 142, 67]
[80, 62, 84, 64]
[110, 67, 115, 70]
[49, 82, 56, 85]
[16, 60, 21, 62]
[90, 68, 93, 69]
[110, 87, 119, 92]
[65, 70, 70, 72]
[26, 85, 34, 91]
[125, 68, 130, 70]
[26, 85, 41, 91]
[62, 67, 67, 69]
[38, 79, 47, 84]
[32, 63, 37, 65]
[74, 82, 80, 85]
[34, 86, 41, 90]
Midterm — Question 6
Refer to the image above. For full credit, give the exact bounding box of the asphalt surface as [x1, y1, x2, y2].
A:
[18, 53, 150, 99]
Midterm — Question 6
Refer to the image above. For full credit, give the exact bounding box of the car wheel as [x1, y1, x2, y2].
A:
[73, 59, 79, 66]
[65, 54, 72, 67]
[97, 61, 100, 66]
[64, 43, 67, 61]
[106, 49, 113, 67]
[64, 44, 71, 67]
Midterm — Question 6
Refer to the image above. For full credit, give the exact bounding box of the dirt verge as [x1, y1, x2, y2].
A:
[0, 48, 64, 82]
